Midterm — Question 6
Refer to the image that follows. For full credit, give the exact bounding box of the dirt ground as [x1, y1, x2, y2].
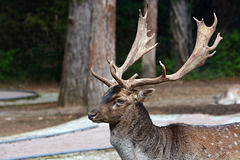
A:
[0, 77, 239, 137]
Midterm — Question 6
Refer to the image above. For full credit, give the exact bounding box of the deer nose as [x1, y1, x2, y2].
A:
[88, 110, 98, 120]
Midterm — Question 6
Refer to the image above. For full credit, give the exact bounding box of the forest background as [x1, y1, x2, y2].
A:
[0, 0, 240, 83]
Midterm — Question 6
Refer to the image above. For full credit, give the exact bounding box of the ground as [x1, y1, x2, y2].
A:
[0, 77, 239, 137]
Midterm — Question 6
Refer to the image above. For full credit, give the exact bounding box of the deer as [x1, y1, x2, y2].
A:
[87, 6, 240, 160]
[213, 85, 240, 105]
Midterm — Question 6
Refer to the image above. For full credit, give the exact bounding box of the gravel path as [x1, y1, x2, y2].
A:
[0, 80, 239, 159]
[2, 113, 240, 159]
[0, 93, 58, 106]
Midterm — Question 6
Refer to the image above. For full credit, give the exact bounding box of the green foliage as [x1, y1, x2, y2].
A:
[0, 48, 63, 82]
[156, 57, 176, 76]
[0, 0, 68, 82]
[0, 49, 19, 80]
[212, 30, 240, 76]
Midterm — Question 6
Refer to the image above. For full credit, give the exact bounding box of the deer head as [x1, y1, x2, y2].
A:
[88, 6, 222, 125]
[88, 84, 155, 124]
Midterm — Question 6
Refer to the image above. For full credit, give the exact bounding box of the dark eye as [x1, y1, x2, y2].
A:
[116, 99, 125, 105]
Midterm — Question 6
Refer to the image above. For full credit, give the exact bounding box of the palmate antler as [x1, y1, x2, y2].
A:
[91, 6, 157, 88]
[91, 7, 223, 90]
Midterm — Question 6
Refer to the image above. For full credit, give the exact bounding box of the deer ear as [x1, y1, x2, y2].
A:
[137, 88, 155, 102]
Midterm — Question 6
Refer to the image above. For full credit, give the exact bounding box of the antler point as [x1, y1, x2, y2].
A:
[129, 73, 139, 80]
[159, 61, 165, 67]
[193, 17, 200, 24]
[144, 8, 148, 18]
[159, 61, 167, 77]
[147, 33, 155, 42]
[209, 51, 216, 57]
[218, 32, 223, 39]
[90, 67, 94, 73]
[139, 9, 142, 16]
[107, 58, 111, 64]
[213, 13, 217, 21]
[110, 61, 115, 67]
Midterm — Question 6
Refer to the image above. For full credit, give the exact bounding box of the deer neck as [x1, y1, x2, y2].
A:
[109, 102, 169, 160]
[110, 102, 152, 134]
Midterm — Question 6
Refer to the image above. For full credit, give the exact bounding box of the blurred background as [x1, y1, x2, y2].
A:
[0, 1, 240, 158]
[0, 0, 239, 83]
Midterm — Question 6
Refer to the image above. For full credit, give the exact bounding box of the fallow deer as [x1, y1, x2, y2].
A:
[88, 6, 240, 160]
[213, 85, 240, 105]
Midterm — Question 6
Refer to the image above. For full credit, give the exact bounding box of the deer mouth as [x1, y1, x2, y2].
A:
[88, 111, 106, 123]
[89, 116, 106, 123]
[92, 118, 108, 124]
[92, 119, 104, 123]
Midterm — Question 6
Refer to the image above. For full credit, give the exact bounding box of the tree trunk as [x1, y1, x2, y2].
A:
[170, 0, 192, 67]
[141, 0, 158, 78]
[58, 0, 90, 107]
[87, 0, 116, 109]
[58, 0, 115, 109]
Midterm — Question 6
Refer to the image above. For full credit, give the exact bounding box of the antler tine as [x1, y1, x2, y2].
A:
[91, 8, 222, 91]
[102, 5, 157, 89]
[118, 7, 158, 78]
[171, 13, 223, 77]
[129, 61, 168, 89]
[91, 68, 113, 87]
[128, 13, 223, 89]
[109, 61, 128, 88]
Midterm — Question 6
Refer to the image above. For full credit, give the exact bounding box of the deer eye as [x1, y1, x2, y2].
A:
[116, 99, 125, 105]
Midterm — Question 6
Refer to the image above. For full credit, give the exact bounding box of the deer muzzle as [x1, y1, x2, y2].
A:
[88, 109, 98, 121]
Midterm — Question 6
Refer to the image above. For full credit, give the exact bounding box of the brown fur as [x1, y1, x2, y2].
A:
[88, 86, 240, 159]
